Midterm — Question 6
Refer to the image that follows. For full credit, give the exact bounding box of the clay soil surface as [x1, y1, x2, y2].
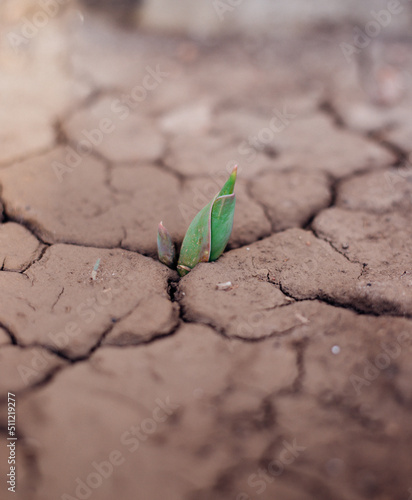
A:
[1, 8, 412, 500]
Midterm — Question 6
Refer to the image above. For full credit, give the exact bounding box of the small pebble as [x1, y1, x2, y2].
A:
[216, 281, 233, 291]
[295, 313, 310, 324]
[331, 345, 341, 355]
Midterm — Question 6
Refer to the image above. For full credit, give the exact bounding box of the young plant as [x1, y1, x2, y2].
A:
[157, 166, 237, 277]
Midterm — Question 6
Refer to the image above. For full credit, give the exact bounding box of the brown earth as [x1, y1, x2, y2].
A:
[0, 7, 412, 500]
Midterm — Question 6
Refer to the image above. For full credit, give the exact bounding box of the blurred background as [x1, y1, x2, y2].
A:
[1, 0, 412, 35]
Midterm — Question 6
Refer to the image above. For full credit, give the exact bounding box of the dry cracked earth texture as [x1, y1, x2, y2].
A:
[1, 8, 412, 500]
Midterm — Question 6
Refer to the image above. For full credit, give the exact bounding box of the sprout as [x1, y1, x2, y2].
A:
[157, 166, 237, 277]
[157, 222, 176, 268]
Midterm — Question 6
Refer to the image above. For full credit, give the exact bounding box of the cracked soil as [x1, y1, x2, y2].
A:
[0, 7, 412, 500]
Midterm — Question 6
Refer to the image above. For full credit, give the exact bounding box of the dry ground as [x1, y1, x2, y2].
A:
[0, 7, 412, 500]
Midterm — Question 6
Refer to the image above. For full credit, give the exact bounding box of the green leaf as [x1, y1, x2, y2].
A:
[177, 197, 215, 276]
[173, 166, 238, 277]
[217, 165, 237, 197]
[209, 194, 236, 261]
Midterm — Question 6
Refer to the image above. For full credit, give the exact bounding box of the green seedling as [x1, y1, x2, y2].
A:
[157, 166, 237, 277]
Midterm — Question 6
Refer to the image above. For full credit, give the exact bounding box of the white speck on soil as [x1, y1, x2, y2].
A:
[295, 313, 310, 324]
[216, 281, 233, 291]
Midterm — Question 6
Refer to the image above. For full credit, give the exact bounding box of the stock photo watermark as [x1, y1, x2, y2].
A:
[384, 160, 412, 192]
[178, 104, 296, 225]
[236, 439, 306, 499]
[6, 0, 69, 51]
[238, 105, 296, 163]
[61, 396, 180, 500]
[350, 330, 411, 395]
[340, 0, 405, 63]
[213, 0, 244, 22]
[6, 392, 17, 493]
[17, 266, 141, 385]
[52, 64, 169, 182]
